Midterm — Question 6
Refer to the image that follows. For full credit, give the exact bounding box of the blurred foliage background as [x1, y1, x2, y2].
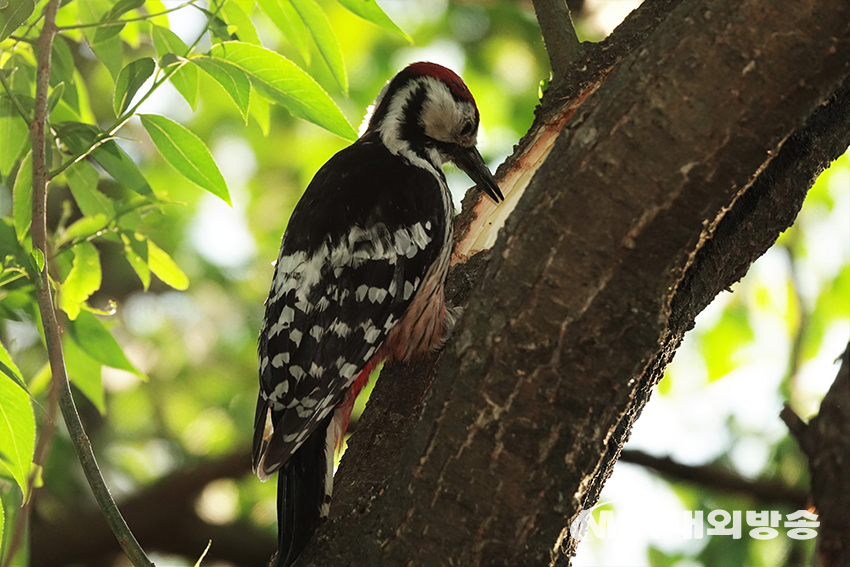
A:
[0, 0, 847, 566]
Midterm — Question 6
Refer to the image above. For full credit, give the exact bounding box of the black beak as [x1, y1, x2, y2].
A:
[449, 145, 504, 203]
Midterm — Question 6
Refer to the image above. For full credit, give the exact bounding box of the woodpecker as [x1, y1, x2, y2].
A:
[254, 62, 503, 567]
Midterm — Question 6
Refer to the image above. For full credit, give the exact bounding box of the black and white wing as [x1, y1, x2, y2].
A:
[253, 133, 449, 478]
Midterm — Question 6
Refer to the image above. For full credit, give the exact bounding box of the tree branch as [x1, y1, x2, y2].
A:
[619, 450, 808, 510]
[781, 344, 850, 566]
[31, 451, 266, 567]
[28, 2, 153, 566]
[292, 0, 850, 565]
[531, 0, 583, 82]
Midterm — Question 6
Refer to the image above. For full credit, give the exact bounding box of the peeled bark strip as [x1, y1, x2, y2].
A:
[298, 0, 850, 565]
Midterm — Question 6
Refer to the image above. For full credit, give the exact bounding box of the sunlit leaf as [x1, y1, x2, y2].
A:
[142, 0, 170, 26]
[151, 25, 199, 110]
[148, 239, 189, 290]
[62, 333, 106, 414]
[0, 97, 30, 177]
[0, 373, 35, 499]
[56, 122, 156, 200]
[0, 340, 24, 390]
[113, 57, 155, 116]
[191, 56, 251, 122]
[67, 311, 145, 379]
[249, 88, 270, 136]
[65, 160, 114, 217]
[12, 151, 32, 242]
[0, 0, 34, 42]
[256, 0, 311, 63]
[58, 241, 101, 321]
[221, 1, 260, 45]
[288, 0, 347, 93]
[210, 42, 356, 140]
[122, 231, 150, 290]
[140, 114, 231, 205]
[91, 0, 144, 43]
[56, 214, 109, 248]
[337, 0, 411, 42]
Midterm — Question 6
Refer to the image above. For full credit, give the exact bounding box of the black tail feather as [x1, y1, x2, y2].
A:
[273, 415, 332, 567]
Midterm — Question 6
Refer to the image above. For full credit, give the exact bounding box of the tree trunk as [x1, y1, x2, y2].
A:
[296, 0, 850, 566]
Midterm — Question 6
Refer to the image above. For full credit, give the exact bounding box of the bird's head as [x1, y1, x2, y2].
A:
[364, 62, 503, 203]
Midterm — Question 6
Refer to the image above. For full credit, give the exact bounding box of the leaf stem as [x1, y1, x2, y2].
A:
[28, 2, 155, 566]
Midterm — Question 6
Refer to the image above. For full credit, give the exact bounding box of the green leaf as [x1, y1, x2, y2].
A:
[58, 241, 101, 320]
[121, 231, 150, 290]
[221, 0, 260, 45]
[52, 36, 75, 83]
[256, 0, 311, 63]
[0, 373, 35, 499]
[67, 311, 145, 378]
[62, 333, 106, 414]
[66, 160, 114, 217]
[12, 151, 32, 242]
[90, 33, 124, 80]
[56, 122, 156, 200]
[0, 0, 34, 43]
[148, 239, 189, 290]
[210, 42, 356, 140]
[249, 88, 270, 136]
[47, 82, 65, 115]
[191, 56, 251, 122]
[91, 0, 145, 44]
[287, 0, 347, 93]
[140, 114, 230, 205]
[0, 340, 24, 390]
[30, 248, 44, 273]
[56, 214, 109, 248]
[151, 25, 199, 110]
[0, 97, 30, 177]
[142, 0, 170, 26]
[337, 0, 411, 42]
[113, 57, 154, 116]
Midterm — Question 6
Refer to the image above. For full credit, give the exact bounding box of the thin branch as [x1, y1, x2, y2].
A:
[28, 2, 154, 566]
[55, 0, 200, 30]
[49, 0, 225, 179]
[619, 449, 809, 509]
[531, 0, 583, 83]
[8, 35, 36, 44]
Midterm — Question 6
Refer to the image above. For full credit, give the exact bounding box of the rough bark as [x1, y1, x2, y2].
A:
[28, 1, 850, 565]
[294, 0, 850, 566]
[782, 345, 850, 567]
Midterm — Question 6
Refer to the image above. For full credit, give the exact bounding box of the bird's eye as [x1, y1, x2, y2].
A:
[460, 121, 475, 137]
